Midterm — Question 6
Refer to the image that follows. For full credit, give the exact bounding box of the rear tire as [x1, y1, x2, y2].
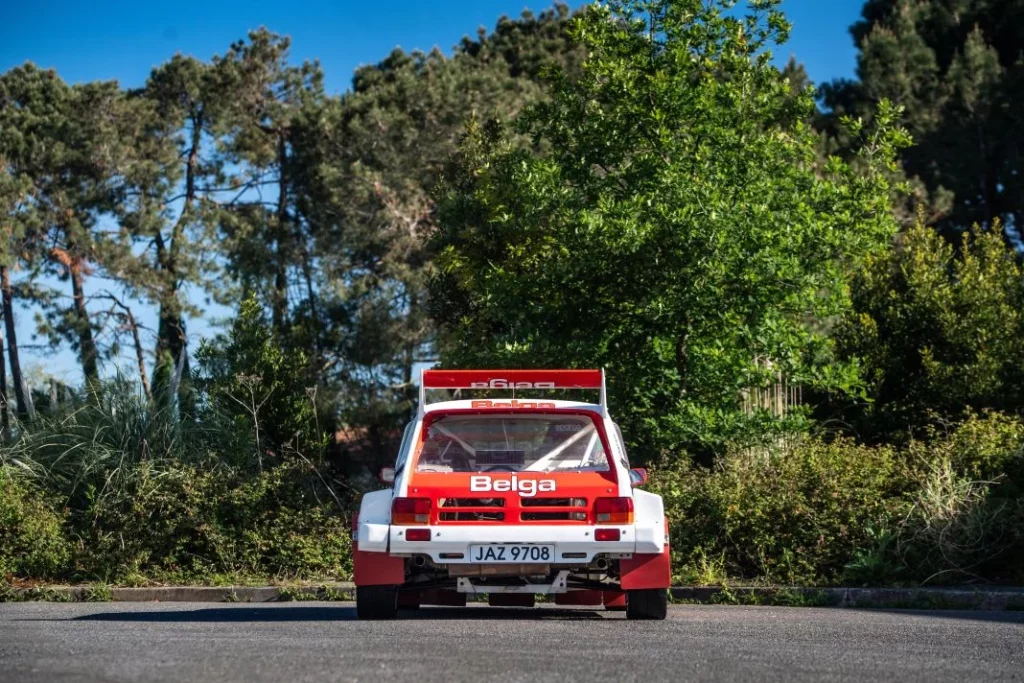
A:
[626, 588, 668, 620]
[356, 585, 399, 620]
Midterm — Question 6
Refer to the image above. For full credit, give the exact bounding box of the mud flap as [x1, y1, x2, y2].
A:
[353, 545, 405, 586]
[420, 589, 467, 606]
[620, 544, 671, 590]
[602, 590, 627, 608]
[555, 590, 603, 606]
[398, 590, 421, 609]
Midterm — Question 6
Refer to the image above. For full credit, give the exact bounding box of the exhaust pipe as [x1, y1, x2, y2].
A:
[593, 557, 609, 571]
[412, 555, 429, 568]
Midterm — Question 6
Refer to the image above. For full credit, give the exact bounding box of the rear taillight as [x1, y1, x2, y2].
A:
[405, 528, 431, 542]
[594, 497, 634, 524]
[595, 528, 621, 542]
[392, 497, 431, 525]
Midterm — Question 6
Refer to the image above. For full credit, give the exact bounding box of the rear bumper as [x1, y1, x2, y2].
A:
[356, 524, 663, 564]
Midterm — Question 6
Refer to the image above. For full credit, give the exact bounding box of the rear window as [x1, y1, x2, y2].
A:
[415, 414, 609, 473]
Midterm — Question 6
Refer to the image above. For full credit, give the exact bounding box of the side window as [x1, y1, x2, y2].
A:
[395, 421, 415, 470]
[612, 422, 631, 469]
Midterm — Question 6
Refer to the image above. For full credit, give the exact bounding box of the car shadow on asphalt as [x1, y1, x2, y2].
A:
[72, 605, 608, 623]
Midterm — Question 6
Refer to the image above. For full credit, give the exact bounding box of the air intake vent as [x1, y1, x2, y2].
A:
[438, 498, 505, 508]
[439, 511, 505, 522]
[521, 511, 588, 522]
[520, 497, 587, 508]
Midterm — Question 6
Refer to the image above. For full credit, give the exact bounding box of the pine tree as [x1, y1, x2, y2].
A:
[822, 0, 1024, 244]
[289, 7, 579, 440]
[0, 65, 132, 390]
[215, 28, 326, 338]
[115, 56, 231, 407]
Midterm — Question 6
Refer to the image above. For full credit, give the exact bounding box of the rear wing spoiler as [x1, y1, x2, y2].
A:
[419, 369, 607, 416]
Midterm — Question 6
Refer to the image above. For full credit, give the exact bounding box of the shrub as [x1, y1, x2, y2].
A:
[834, 223, 1024, 442]
[0, 377, 353, 584]
[76, 461, 353, 582]
[893, 412, 1024, 584]
[652, 437, 914, 584]
[194, 296, 323, 467]
[653, 412, 1024, 586]
[0, 467, 71, 579]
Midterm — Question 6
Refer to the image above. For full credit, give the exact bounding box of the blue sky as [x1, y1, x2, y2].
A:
[1, 0, 867, 384]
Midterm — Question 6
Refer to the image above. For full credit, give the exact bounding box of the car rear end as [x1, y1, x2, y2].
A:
[353, 370, 670, 619]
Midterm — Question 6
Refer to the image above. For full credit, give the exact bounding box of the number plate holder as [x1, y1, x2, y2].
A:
[467, 544, 555, 563]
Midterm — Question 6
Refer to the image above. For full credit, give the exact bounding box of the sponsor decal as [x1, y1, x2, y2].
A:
[471, 399, 556, 409]
[470, 474, 556, 497]
[470, 378, 556, 389]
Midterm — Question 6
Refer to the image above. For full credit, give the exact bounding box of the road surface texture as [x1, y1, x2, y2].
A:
[1, 602, 1021, 682]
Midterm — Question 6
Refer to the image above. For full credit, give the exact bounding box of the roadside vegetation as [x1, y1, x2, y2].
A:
[2, 0, 1023, 588]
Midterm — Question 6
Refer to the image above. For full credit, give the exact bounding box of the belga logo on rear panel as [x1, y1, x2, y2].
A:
[470, 475, 556, 497]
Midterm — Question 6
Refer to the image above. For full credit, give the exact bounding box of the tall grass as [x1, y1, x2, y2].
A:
[0, 379, 354, 583]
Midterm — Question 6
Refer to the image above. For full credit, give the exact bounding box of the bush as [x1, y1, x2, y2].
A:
[0, 467, 71, 579]
[652, 437, 914, 585]
[892, 412, 1024, 584]
[834, 223, 1024, 442]
[0, 377, 353, 584]
[652, 412, 1024, 586]
[194, 296, 323, 466]
[76, 461, 353, 582]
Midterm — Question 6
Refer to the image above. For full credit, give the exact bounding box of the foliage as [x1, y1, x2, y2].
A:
[0, 467, 71, 579]
[432, 0, 910, 461]
[0, 379, 352, 583]
[288, 6, 579, 453]
[822, 0, 1024, 244]
[651, 411, 1024, 586]
[77, 461, 352, 582]
[833, 222, 1024, 441]
[652, 436, 913, 584]
[195, 296, 322, 466]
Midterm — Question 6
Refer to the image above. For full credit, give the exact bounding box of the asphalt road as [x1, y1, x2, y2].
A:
[1, 602, 1021, 683]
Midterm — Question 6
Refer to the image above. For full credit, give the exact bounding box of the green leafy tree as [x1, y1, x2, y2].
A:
[195, 296, 321, 467]
[834, 222, 1024, 441]
[822, 0, 1024, 244]
[289, 7, 579, 448]
[431, 0, 909, 460]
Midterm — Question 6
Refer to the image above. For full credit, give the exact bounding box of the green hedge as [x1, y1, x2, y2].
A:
[0, 469, 71, 579]
[3, 404, 1021, 587]
[651, 411, 1024, 586]
[76, 462, 353, 583]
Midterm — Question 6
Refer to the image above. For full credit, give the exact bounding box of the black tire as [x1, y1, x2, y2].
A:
[357, 585, 399, 620]
[626, 588, 668, 620]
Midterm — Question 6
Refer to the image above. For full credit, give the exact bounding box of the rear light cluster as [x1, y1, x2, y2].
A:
[594, 497, 634, 524]
[392, 497, 431, 525]
[405, 528, 431, 542]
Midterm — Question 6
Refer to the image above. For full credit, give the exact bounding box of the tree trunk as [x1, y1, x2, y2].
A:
[69, 258, 100, 386]
[153, 296, 186, 406]
[107, 294, 151, 400]
[127, 310, 151, 401]
[272, 132, 289, 332]
[0, 319, 8, 435]
[1, 265, 32, 419]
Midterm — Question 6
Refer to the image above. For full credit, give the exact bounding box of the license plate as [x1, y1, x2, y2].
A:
[468, 544, 555, 563]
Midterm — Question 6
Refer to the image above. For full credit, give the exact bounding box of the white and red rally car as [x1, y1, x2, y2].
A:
[353, 369, 671, 620]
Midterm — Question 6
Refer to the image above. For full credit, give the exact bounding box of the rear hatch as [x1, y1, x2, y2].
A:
[410, 471, 619, 524]
[408, 410, 619, 525]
